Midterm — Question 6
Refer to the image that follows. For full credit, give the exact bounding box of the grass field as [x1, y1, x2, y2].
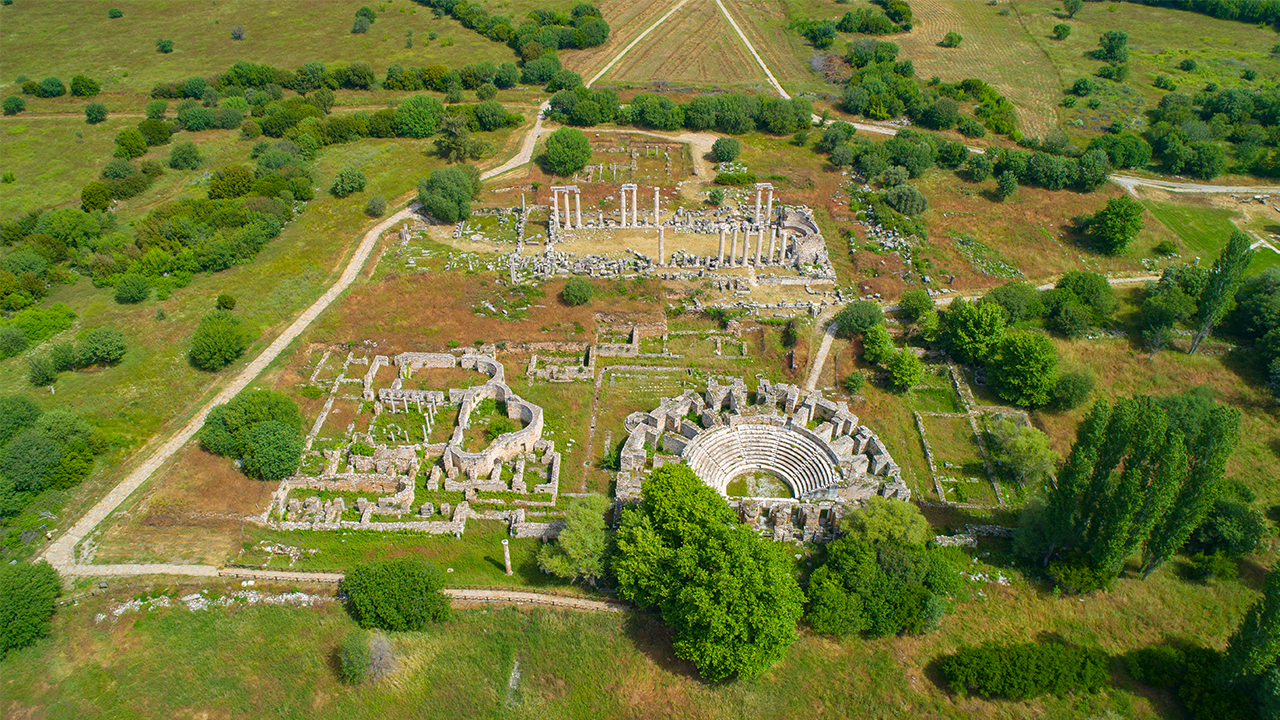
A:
[0, 0, 582, 97]
[1013, 0, 1280, 139]
[595, 0, 770, 88]
[1141, 195, 1280, 275]
[3, 543, 1273, 719]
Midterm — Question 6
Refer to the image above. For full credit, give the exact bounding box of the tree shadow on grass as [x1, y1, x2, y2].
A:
[621, 611, 703, 682]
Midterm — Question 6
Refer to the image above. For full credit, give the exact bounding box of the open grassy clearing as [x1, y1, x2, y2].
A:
[0, 0, 581, 96]
[4, 540, 1275, 719]
[1033, 296, 1280, 509]
[715, 0, 831, 94]
[1139, 193, 1280, 275]
[1012, 0, 1280, 140]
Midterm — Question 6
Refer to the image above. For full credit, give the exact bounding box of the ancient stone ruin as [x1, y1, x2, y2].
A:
[615, 377, 908, 543]
[258, 353, 562, 540]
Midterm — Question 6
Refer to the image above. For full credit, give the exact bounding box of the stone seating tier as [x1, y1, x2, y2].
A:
[682, 423, 842, 499]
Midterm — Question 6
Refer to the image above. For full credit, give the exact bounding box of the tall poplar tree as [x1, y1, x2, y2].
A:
[1218, 562, 1280, 690]
[1140, 404, 1240, 576]
[1190, 231, 1254, 354]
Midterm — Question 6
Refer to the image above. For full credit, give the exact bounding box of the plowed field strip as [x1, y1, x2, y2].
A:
[607, 0, 766, 86]
[567, 0, 683, 78]
[720, 0, 821, 87]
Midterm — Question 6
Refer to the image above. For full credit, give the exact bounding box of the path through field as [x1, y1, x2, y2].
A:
[40, 107, 556, 576]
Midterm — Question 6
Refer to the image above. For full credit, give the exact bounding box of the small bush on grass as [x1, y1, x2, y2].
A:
[189, 310, 254, 371]
[343, 558, 452, 631]
[113, 274, 150, 304]
[336, 628, 371, 684]
[108, 7, 123, 18]
[85, 102, 107, 124]
[27, 356, 56, 387]
[940, 641, 1110, 699]
[2, 96, 24, 116]
[364, 195, 386, 217]
[330, 167, 367, 198]
[562, 277, 593, 306]
[156, 38, 174, 54]
[843, 371, 865, 394]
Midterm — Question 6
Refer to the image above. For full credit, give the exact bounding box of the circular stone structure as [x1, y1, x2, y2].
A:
[683, 418, 841, 499]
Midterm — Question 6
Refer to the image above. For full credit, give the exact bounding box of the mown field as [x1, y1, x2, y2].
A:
[593, 0, 769, 88]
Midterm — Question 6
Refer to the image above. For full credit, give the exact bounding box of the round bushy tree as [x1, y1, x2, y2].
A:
[364, 195, 386, 218]
[81, 181, 113, 212]
[712, 137, 741, 163]
[543, 127, 591, 176]
[885, 348, 923, 390]
[0, 395, 42, 447]
[343, 558, 452, 631]
[113, 274, 150, 304]
[3, 95, 25, 116]
[215, 293, 236, 310]
[167, 141, 201, 170]
[330, 167, 367, 198]
[240, 420, 303, 480]
[0, 562, 61, 659]
[189, 310, 254, 371]
[113, 128, 148, 159]
[473, 100, 507, 131]
[833, 300, 884, 338]
[37, 77, 66, 98]
[885, 185, 928, 216]
[85, 102, 108, 125]
[562, 277, 594, 306]
[74, 328, 126, 367]
[70, 75, 100, 97]
[898, 289, 934, 322]
[393, 94, 443, 138]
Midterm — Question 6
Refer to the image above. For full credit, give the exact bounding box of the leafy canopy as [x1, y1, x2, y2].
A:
[613, 464, 805, 681]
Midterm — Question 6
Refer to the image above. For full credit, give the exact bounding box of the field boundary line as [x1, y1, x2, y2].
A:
[586, 0, 691, 88]
[714, 0, 789, 99]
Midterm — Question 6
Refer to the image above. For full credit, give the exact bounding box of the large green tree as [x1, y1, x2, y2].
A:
[989, 331, 1058, 408]
[394, 94, 443, 138]
[537, 494, 611, 586]
[1218, 561, 1280, 701]
[417, 165, 481, 223]
[613, 464, 805, 681]
[942, 298, 1007, 364]
[1089, 196, 1145, 255]
[543, 127, 591, 176]
[1030, 394, 1237, 580]
[1189, 231, 1254, 354]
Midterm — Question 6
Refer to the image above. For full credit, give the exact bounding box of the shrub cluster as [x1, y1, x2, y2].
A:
[0, 305, 76, 359]
[405, 1, 609, 62]
[198, 389, 303, 480]
[342, 557, 452, 631]
[0, 562, 61, 658]
[0, 398, 104, 520]
[940, 641, 1110, 699]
